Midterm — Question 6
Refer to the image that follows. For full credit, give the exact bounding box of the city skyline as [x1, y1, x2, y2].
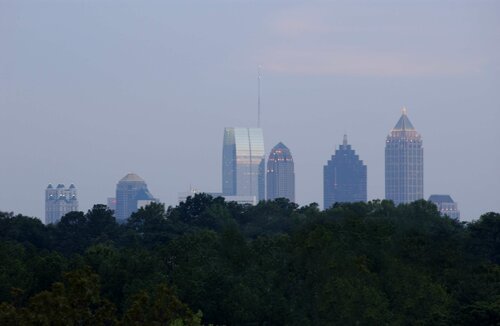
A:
[1, 1, 499, 221]
[29, 106, 494, 222]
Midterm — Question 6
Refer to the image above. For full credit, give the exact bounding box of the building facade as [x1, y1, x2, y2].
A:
[115, 173, 157, 221]
[324, 135, 367, 209]
[385, 108, 424, 205]
[429, 194, 460, 220]
[222, 127, 265, 201]
[45, 183, 78, 224]
[266, 142, 295, 202]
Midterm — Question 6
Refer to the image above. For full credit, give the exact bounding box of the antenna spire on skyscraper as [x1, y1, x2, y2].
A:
[258, 65, 262, 127]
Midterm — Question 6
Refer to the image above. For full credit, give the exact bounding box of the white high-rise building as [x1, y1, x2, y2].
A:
[45, 183, 78, 224]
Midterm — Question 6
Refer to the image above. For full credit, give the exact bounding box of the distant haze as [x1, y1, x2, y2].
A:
[1, 1, 499, 221]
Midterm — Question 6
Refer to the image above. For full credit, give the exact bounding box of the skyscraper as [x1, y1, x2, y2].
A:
[324, 135, 367, 209]
[385, 108, 424, 205]
[222, 127, 265, 201]
[115, 173, 157, 221]
[266, 142, 295, 202]
[45, 183, 78, 224]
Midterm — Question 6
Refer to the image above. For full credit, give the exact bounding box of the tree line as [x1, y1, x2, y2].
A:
[0, 195, 499, 325]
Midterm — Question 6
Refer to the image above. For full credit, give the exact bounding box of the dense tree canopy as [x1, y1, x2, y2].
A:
[0, 197, 499, 325]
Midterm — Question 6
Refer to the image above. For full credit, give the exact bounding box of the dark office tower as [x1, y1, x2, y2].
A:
[222, 128, 265, 201]
[45, 183, 78, 224]
[266, 142, 295, 202]
[385, 108, 424, 205]
[115, 173, 157, 222]
[324, 135, 367, 209]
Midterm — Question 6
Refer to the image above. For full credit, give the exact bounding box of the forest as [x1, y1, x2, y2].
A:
[0, 195, 499, 325]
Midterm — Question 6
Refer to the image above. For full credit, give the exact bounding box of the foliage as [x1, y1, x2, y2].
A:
[0, 195, 499, 325]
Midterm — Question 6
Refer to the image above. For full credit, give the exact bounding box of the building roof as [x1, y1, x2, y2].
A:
[393, 108, 415, 131]
[119, 173, 145, 183]
[269, 142, 293, 161]
[428, 194, 455, 203]
[273, 142, 289, 151]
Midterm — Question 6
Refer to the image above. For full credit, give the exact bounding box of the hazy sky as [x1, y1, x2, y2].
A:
[1, 0, 499, 221]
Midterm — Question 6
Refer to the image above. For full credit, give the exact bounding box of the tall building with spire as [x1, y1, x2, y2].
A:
[385, 108, 424, 205]
[45, 183, 78, 224]
[222, 128, 265, 201]
[324, 135, 367, 209]
[115, 173, 157, 221]
[266, 142, 295, 202]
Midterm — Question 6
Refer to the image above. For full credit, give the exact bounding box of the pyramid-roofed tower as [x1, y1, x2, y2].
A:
[385, 108, 424, 205]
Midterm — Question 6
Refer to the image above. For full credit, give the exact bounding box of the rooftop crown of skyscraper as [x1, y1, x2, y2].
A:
[388, 107, 421, 139]
[119, 173, 145, 183]
[269, 142, 293, 162]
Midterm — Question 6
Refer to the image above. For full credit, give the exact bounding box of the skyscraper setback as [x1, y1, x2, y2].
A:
[266, 142, 295, 202]
[222, 128, 265, 201]
[323, 135, 367, 209]
[385, 109, 424, 205]
[45, 183, 78, 224]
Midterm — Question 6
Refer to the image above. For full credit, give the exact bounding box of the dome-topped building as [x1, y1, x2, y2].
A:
[115, 173, 157, 221]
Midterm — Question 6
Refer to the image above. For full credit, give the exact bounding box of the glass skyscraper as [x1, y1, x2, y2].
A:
[222, 127, 265, 201]
[45, 183, 78, 224]
[324, 135, 367, 209]
[115, 173, 157, 221]
[385, 109, 424, 205]
[266, 142, 295, 202]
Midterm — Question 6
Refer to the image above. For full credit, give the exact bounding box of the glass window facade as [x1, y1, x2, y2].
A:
[222, 127, 265, 201]
[385, 111, 424, 205]
[45, 183, 78, 224]
[115, 173, 157, 221]
[323, 135, 367, 209]
[267, 142, 295, 202]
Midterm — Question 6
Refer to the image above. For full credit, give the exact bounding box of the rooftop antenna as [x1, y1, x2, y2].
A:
[257, 65, 262, 127]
